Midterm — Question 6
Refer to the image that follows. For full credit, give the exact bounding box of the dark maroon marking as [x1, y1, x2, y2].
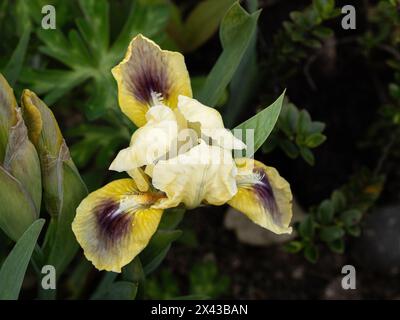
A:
[95, 200, 131, 247]
[125, 43, 170, 105]
[252, 167, 282, 225]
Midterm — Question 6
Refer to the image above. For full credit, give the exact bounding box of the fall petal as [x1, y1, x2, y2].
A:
[228, 158, 293, 234]
[72, 179, 164, 272]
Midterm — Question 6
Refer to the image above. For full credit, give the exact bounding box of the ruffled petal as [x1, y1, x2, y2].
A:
[228, 158, 293, 234]
[112, 35, 192, 127]
[177, 95, 245, 150]
[72, 179, 165, 272]
[109, 105, 178, 172]
[152, 141, 237, 209]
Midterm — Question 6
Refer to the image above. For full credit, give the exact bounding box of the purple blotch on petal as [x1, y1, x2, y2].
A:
[124, 42, 170, 105]
[252, 167, 282, 225]
[95, 200, 132, 247]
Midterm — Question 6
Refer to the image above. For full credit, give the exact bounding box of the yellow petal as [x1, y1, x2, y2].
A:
[112, 34, 192, 127]
[72, 179, 165, 272]
[109, 105, 178, 172]
[228, 158, 293, 235]
[177, 95, 245, 150]
[152, 141, 237, 209]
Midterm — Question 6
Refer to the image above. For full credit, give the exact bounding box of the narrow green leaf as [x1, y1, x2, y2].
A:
[46, 162, 88, 277]
[3, 29, 30, 86]
[122, 257, 145, 299]
[198, 2, 260, 106]
[90, 272, 118, 300]
[140, 229, 182, 275]
[111, 0, 170, 57]
[92, 281, 138, 300]
[235, 91, 285, 157]
[159, 207, 185, 230]
[77, 0, 110, 54]
[183, 0, 236, 52]
[224, 18, 258, 127]
[0, 219, 45, 300]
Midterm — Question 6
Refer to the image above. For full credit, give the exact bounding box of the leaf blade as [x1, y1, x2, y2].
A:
[235, 91, 285, 157]
[198, 2, 260, 106]
[0, 219, 45, 300]
[3, 28, 31, 86]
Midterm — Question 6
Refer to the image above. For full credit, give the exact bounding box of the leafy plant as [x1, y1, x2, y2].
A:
[189, 261, 230, 299]
[266, 0, 340, 83]
[262, 101, 326, 166]
[285, 169, 384, 263]
[22, 0, 171, 119]
[145, 260, 230, 300]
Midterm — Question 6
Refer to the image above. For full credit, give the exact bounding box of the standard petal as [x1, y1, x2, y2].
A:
[112, 34, 192, 127]
[152, 141, 237, 209]
[177, 95, 245, 150]
[72, 179, 165, 272]
[109, 105, 178, 172]
[228, 158, 293, 234]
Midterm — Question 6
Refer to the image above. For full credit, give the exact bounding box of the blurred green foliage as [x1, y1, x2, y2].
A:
[262, 100, 326, 166]
[266, 0, 340, 83]
[285, 168, 385, 263]
[21, 0, 171, 119]
[359, 0, 400, 181]
[146, 260, 230, 300]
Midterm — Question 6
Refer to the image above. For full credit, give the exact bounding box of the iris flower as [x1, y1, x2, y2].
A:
[72, 35, 293, 272]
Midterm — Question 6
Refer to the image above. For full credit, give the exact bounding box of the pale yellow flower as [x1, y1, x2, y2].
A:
[72, 35, 293, 272]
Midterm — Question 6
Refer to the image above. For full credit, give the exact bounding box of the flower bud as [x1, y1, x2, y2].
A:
[0, 74, 42, 241]
[21, 89, 87, 273]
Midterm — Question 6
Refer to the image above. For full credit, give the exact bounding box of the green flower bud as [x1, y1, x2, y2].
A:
[0, 74, 42, 241]
[21, 89, 87, 274]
